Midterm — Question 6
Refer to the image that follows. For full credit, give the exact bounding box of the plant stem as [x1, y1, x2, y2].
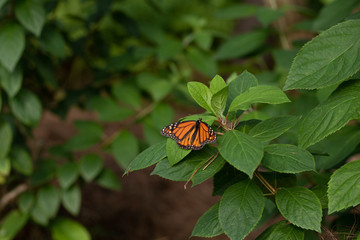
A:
[254, 171, 276, 195]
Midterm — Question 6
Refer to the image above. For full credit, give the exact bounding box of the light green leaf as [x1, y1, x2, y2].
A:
[257, 221, 304, 240]
[298, 83, 360, 148]
[328, 159, 360, 214]
[276, 187, 322, 232]
[209, 75, 227, 94]
[187, 81, 214, 114]
[0, 66, 22, 97]
[186, 47, 217, 77]
[51, 218, 91, 240]
[79, 154, 103, 182]
[262, 144, 315, 173]
[229, 85, 290, 112]
[0, 210, 28, 240]
[96, 168, 121, 191]
[211, 86, 228, 117]
[89, 96, 134, 122]
[15, 0, 45, 36]
[58, 162, 78, 189]
[0, 23, 25, 72]
[218, 130, 264, 178]
[219, 180, 264, 240]
[215, 30, 267, 60]
[191, 202, 223, 238]
[9, 89, 42, 126]
[166, 138, 191, 166]
[0, 120, 13, 159]
[284, 19, 360, 90]
[125, 140, 166, 174]
[61, 185, 81, 215]
[38, 185, 60, 219]
[112, 131, 139, 169]
[10, 146, 33, 175]
[18, 191, 35, 214]
[249, 116, 300, 142]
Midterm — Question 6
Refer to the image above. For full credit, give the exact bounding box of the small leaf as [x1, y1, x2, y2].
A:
[96, 168, 121, 190]
[276, 187, 322, 232]
[218, 130, 264, 178]
[51, 218, 91, 240]
[30, 159, 57, 186]
[328, 159, 360, 214]
[187, 81, 214, 114]
[216, 30, 267, 60]
[0, 65, 22, 97]
[186, 47, 217, 77]
[0, 0, 8, 9]
[112, 130, 139, 169]
[209, 75, 227, 94]
[9, 89, 42, 126]
[58, 162, 78, 189]
[229, 85, 290, 112]
[0, 210, 28, 240]
[191, 202, 223, 238]
[79, 154, 103, 182]
[61, 185, 81, 215]
[227, 70, 258, 105]
[215, 4, 259, 19]
[284, 19, 360, 90]
[125, 140, 166, 174]
[10, 146, 33, 175]
[15, 0, 45, 36]
[262, 144, 315, 173]
[40, 28, 66, 58]
[151, 103, 174, 130]
[211, 86, 229, 117]
[64, 121, 103, 150]
[0, 120, 13, 159]
[37, 185, 61, 218]
[89, 96, 134, 122]
[112, 83, 141, 109]
[249, 115, 300, 142]
[18, 191, 35, 214]
[0, 23, 25, 71]
[219, 180, 264, 240]
[257, 221, 304, 240]
[31, 199, 49, 225]
[166, 138, 191, 166]
[256, 7, 284, 26]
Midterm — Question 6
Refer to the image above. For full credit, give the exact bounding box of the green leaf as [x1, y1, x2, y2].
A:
[61, 185, 81, 215]
[211, 86, 228, 117]
[79, 154, 103, 182]
[249, 116, 300, 142]
[18, 191, 35, 214]
[0, 23, 25, 72]
[125, 140, 166, 174]
[0, 0, 8, 9]
[262, 144, 315, 173]
[229, 85, 290, 112]
[166, 138, 191, 166]
[37, 185, 61, 219]
[209, 75, 227, 94]
[218, 130, 264, 178]
[284, 19, 360, 90]
[213, 164, 248, 196]
[194, 30, 213, 51]
[0, 210, 28, 240]
[219, 180, 264, 240]
[215, 4, 259, 20]
[227, 70, 258, 103]
[51, 218, 91, 240]
[0, 120, 13, 159]
[9, 89, 42, 126]
[10, 146, 33, 175]
[328, 159, 360, 214]
[256, 7, 284, 27]
[30, 159, 57, 186]
[275, 187, 322, 232]
[89, 96, 134, 122]
[15, 0, 45, 36]
[298, 83, 360, 148]
[186, 47, 217, 77]
[257, 221, 304, 240]
[151, 103, 174, 130]
[31, 198, 49, 225]
[191, 202, 223, 238]
[112, 131, 139, 169]
[0, 66, 22, 97]
[58, 162, 78, 189]
[40, 28, 66, 59]
[187, 81, 214, 114]
[64, 121, 103, 150]
[312, 0, 360, 31]
[96, 168, 121, 191]
[215, 30, 267, 60]
[112, 83, 141, 109]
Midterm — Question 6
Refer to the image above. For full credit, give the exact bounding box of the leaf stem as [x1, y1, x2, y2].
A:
[254, 170, 276, 195]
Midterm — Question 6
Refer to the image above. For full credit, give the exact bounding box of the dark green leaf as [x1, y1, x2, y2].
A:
[89, 96, 134, 122]
[166, 138, 191, 166]
[64, 121, 103, 150]
[0, 65, 22, 97]
[276, 187, 322, 232]
[219, 180, 264, 240]
[96, 168, 121, 191]
[256, 7, 284, 26]
[137, 73, 172, 102]
[0, 120, 12, 159]
[61, 185, 81, 215]
[284, 19, 360, 90]
[9, 89, 42, 126]
[40, 28, 66, 58]
[18, 191, 35, 214]
[58, 162, 78, 189]
[0, 23, 25, 71]
[51, 218, 91, 240]
[257, 221, 304, 240]
[215, 4, 259, 19]
[10, 146, 33, 175]
[37, 185, 60, 219]
[112, 131, 139, 169]
[262, 144, 315, 173]
[187, 81, 214, 114]
[15, 0, 45, 36]
[151, 103, 174, 130]
[218, 130, 264, 178]
[328, 159, 360, 214]
[0, 210, 28, 240]
[30, 159, 57, 186]
[227, 70, 258, 104]
[191, 202, 223, 238]
[79, 154, 103, 182]
[112, 83, 141, 109]
[186, 47, 217, 77]
[212, 163, 248, 196]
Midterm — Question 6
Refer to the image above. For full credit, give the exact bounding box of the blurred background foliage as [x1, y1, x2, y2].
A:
[0, 0, 359, 239]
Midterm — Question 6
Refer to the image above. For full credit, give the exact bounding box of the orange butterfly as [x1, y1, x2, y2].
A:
[161, 118, 216, 150]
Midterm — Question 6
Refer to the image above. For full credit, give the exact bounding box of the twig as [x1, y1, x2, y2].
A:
[254, 171, 276, 195]
[0, 184, 28, 212]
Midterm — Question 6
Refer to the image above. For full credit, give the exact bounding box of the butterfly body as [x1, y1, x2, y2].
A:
[161, 118, 216, 150]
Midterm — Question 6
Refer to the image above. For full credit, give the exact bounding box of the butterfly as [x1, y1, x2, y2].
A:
[161, 118, 216, 150]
